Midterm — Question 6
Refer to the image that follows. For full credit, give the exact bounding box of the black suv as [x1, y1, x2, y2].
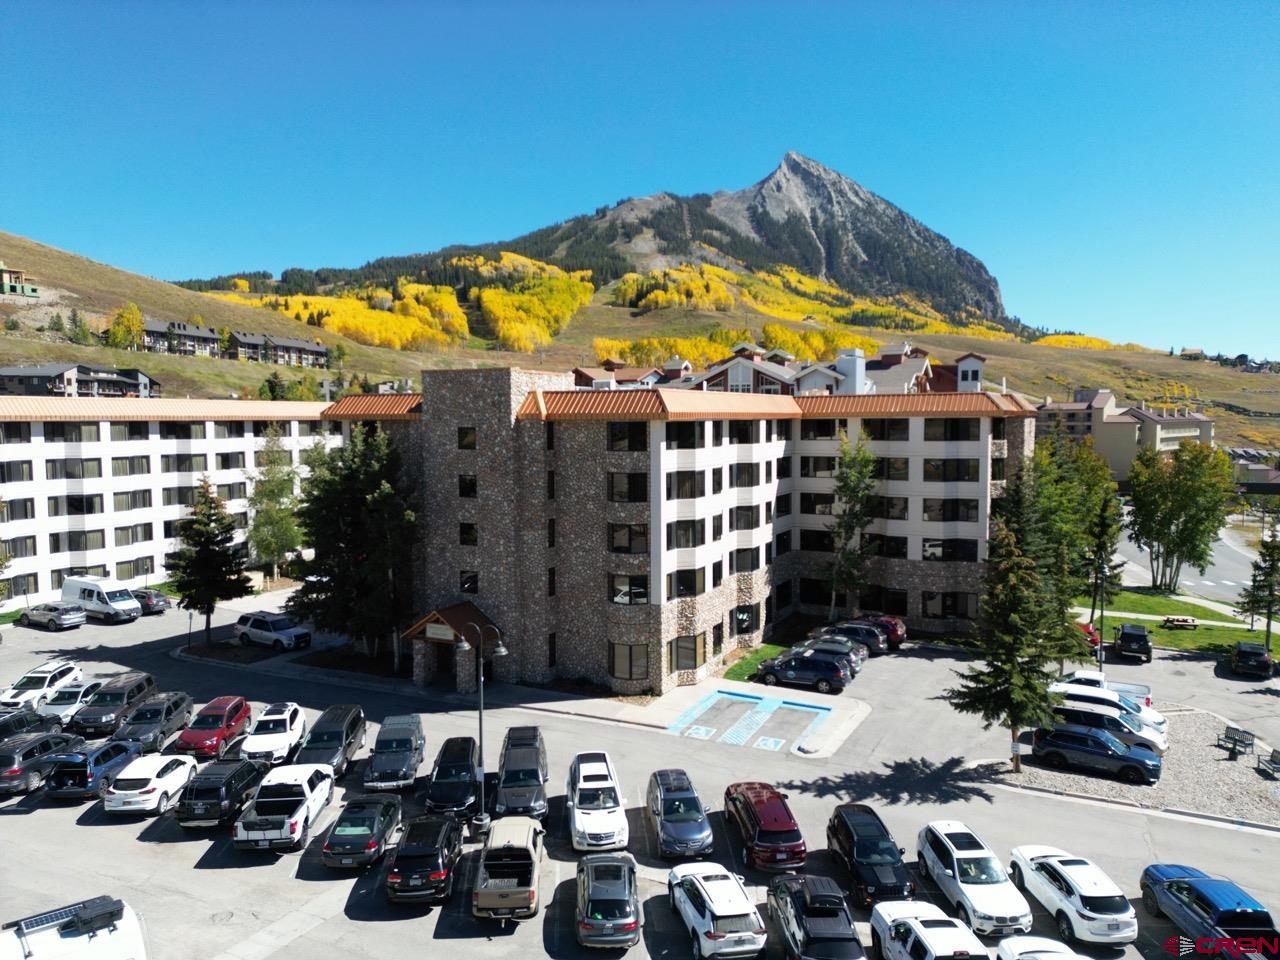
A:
[110, 691, 194, 753]
[71, 672, 157, 738]
[494, 726, 548, 821]
[385, 814, 465, 903]
[1231, 641, 1274, 679]
[826, 802, 914, 906]
[175, 759, 269, 827]
[0, 732, 86, 794]
[362, 714, 425, 791]
[424, 736, 482, 819]
[0, 707, 65, 743]
[294, 704, 365, 776]
[758, 649, 852, 694]
[1112, 623, 1153, 663]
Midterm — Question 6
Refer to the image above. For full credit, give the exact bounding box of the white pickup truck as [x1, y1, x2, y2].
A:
[871, 901, 988, 960]
[232, 764, 333, 852]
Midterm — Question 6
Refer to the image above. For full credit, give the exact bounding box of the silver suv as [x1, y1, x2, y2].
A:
[235, 612, 311, 651]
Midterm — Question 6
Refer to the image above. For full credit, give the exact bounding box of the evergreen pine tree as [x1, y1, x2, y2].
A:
[248, 424, 300, 583]
[166, 479, 252, 645]
[828, 429, 877, 618]
[1238, 517, 1280, 654]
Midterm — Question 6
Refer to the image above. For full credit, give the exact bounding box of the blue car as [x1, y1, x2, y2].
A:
[46, 739, 144, 800]
[758, 648, 851, 694]
[1031, 725, 1162, 784]
[1140, 865, 1279, 960]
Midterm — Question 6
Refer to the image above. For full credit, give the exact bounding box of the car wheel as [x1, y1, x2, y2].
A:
[156, 792, 171, 815]
[1120, 766, 1145, 784]
[18, 613, 29, 627]
[916, 850, 929, 881]
[761, 673, 778, 686]
[1142, 886, 1163, 917]
[1044, 751, 1067, 770]
[872, 931, 883, 960]
[815, 679, 833, 694]
[97, 779, 110, 799]
[692, 928, 704, 960]
[273, 639, 285, 653]
[958, 905, 972, 930]
[239, 633, 251, 646]
[45, 618, 57, 632]
[1056, 912, 1075, 943]
[1145, 655, 1153, 664]
[1010, 862, 1023, 889]
[24, 770, 42, 793]
[48, 721, 62, 735]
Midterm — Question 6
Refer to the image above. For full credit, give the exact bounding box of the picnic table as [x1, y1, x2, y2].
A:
[1162, 615, 1199, 630]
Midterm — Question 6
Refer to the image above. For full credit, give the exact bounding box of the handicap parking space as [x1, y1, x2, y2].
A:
[667, 689, 831, 754]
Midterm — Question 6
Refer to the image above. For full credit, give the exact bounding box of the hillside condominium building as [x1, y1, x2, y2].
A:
[0, 397, 341, 610]
[409, 368, 1036, 696]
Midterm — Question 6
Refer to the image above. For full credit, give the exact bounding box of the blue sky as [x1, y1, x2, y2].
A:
[1, 1, 1276, 355]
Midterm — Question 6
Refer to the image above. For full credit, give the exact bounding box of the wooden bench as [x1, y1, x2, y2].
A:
[1217, 726, 1256, 754]
[1259, 749, 1280, 778]
[1162, 616, 1199, 630]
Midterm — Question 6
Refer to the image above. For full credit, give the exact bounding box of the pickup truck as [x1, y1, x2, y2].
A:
[1063, 669, 1153, 707]
[1141, 864, 1280, 960]
[472, 816, 544, 922]
[870, 900, 987, 960]
[232, 764, 333, 852]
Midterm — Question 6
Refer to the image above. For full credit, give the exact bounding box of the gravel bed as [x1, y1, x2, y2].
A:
[1002, 711, 1280, 826]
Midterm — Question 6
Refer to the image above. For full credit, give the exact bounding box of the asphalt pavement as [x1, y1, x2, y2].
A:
[1115, 521, 1258, 604]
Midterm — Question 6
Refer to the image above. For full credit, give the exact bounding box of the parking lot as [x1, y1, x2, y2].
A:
[1, 605, 1277, 960]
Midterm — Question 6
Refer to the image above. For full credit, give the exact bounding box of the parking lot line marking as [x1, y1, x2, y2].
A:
[1219, 579, 1237, 586]
[718, 699, 780, 745]
[753, 736, 785, 751]
[684, 725, 716, 740]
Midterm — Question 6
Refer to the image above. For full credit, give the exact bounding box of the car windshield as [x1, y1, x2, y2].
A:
[758, 827, 802, 845]
[129, 708, 164, 723]
[304, 731, 342, 746]
[661, 796, 704, 822]
[501, 768, 540, 787]
[190, 713, 226, 730]
[333, 816, 375, 837]
[956, 855, 1006, 884]
[1116, 694, 1142, 713]
[253, 718, 288, 734]
[12, 676, 48, 690]
[47, 690, 83, 705]
[376, 739, 412, 753]
[268, 618, 295, 632]
[576, 787, 619, 810]
[1081, 894, 1130, 914]
[584, 899, 631, 920]
[88, 691, 126, 706]
[1117, 713, 1142, 733]
[854, 837, 902, 863]
[434, 763, 472, 783]
[106, 590, 132, 602]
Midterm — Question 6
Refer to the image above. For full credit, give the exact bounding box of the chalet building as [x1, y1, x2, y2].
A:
[142, 318, 221, 357]
[0, 261, 40, 298]
[140, 319, 328, 368]
[0, 363, 160, 398]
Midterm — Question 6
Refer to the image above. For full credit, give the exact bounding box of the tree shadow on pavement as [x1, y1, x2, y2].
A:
[777, 756, 1000, 806]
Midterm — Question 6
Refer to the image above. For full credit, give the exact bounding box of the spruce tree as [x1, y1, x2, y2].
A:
[1238, 517, 1280, 654]
[248, 424, 300, 584]
[828, 429, 877, 618]
[166, 479, 252, 645]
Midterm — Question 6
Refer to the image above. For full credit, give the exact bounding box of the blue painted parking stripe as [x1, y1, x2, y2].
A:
[754, 737, 785, 751]
[718, 698, 781, 745]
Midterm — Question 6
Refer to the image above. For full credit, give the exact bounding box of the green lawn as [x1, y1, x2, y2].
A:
[0, 610, 24, 625]
[1077, 588, 1241, 622]
[1096, 615, 1252, 657]
[724, 643, 788, 682]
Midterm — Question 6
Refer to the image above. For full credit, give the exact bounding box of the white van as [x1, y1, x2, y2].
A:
[2, 895, 148, 960]
[60, 576, 142, 623]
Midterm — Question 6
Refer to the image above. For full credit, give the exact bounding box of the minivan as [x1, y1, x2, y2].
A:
[70, 672, 157, 738]
[60, 576, 142, 623]
[293, 703, 365, 776]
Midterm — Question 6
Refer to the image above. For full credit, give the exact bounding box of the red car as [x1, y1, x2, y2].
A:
[723, 781, 806, 871]
[857, 612, 907, 650]
[1076, 622, 1101, 648]
[175, 696, 251, 759]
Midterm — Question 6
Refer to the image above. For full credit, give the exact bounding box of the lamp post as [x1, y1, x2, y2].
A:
[1096, 556, 1106, 670]
[456, 623, 508, 838]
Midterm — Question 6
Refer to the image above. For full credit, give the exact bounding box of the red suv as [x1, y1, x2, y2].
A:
[175, 695, 251, 759]
[723, 781, 806, 871]
[857, 612, 906, 649]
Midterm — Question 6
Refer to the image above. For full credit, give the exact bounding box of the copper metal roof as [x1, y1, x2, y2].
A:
[794, 393, 1037, 417]
[322, 393, 423, 421]
[0, 397, 332, 422]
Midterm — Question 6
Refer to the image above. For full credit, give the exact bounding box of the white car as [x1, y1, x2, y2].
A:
[1050, 681, 1167, 735]
[997, 935, 1089, 960]
[668, 862, 767, 958]
[566, 750, 629, 852]
[872, 901, 988, 960]
[1009, 846, 1138, 944]
[103, 754, 197, 815]
[37, 681, 104, 724]
[0, 659, 83, 710]
[917, 820, 1032, 936]
[239, 702, 307, 765]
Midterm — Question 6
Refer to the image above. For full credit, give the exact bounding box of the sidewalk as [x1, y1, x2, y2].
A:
[1070, 606, 1248, 629]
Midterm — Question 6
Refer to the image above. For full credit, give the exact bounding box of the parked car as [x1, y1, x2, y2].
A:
[293, 703, 365, 777]
[1062, 669, 1153, 707]
[70, 672, 158, 739]
[567, 751, 629, 852]
[472, 815, 544, 921]
[997, 936, 1087, 960]
[102, 754, 197, 815]
[826, 802, 914, 906]
[871, 901, 988, 960]
[0, 732, 85, 794]
[1112, 623, 1153, 663]
[1141, 865, 1280, 960]
[494, 726, 549, 821]
[1051, 704, 1167, 755]
[576, 853, 641, 948]
[668, 861, 768, 958]
[0, 707, 65, 743]
[423, 736, 482, 819]
[815, 621, 889, 655]
[322, 794, 402, 868]
[646, 768, 714, 858]
[46, 740, 142, 801]
[1076, 623, 1101, 648]
[916, 820, 1032, 936]
[362, 714, 424, 791]
[174, 759, 269, 828]
[767, 873, 862, 960]
[60, 575, 142, 622]
[130, 589, 171, 616]
[174, 695, 251, 759]
[1049, 681, 1167, 734]
[724, 781, 806, 872]
[855, 611, 907, 649]
[38, 681, 103, 725]
[1031, 727, 1162, 784]
[239, 702, 307, 765]
[758, 649, 851, 694]
[110, 691, 194, 753]
[1009, 845, 1138, 944]
[794, 638, 864, 673]
[233, 764, 334, 851]
[14, 603, 86, 632]
[1231, 641, 1275, 679]
[235, 611, 311, 651]
[0, 659, 83, 711]
[385, 814, 465, 903]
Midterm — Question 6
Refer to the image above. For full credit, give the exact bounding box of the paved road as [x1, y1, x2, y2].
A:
[1116, 524, 1257, 604]
[1, 611, 1276, 960]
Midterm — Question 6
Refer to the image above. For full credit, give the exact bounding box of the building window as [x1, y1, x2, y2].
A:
[231, 512, 248, 530]
[46, 458, 102, 480]
[728, 547, 759, 573]
[922, 538, 979, 562]
[609, 642, 648, 680]
[728, 505, 760, 531]
[712, 421, 723, 446]
[116, 556, 156, 581]
[924, 418, 979, 442]
[49, 529, 106, 553]
[609, 523, 649, 554]
[712, 560, 723, 587]
[111, 455, 150, 477]
[712, 623, 724, 657]
[163, 519, 186, 539]
[2, 497, 34, 521]
[159, 422, 206, 440]
[666, 519, 705, 550]
[800, 456, 836, 478]
[777, 456, 792, 479]
[665, 422, 704, 450]
[800, 419, 838, 440]
[457, 427, 477, 450]
[607, 422, 647, 452]
[869, 496, 909, 520]
[51, 565, 107, 589]
[922, 498, 979, 522]
[864, 533, 909, 558]
[873, 457, 910, 481]
[545, 422, 555, 450]
[774, 579, 793, 611]
[161, 487, 199, 507]
[666, 470, 705, 500]
[991, 458, 1007, 481]
[110, 422, 148, 442]
[727, 420, 758, 444]
[295, 421, 323, 438]
[711, 467, 723, 494]
[48, 494, 104, 516]
[608, 472, 647, 502]
[162, 453, 208, 473]
[609, 573, 649, 605]
[4, 573, 38, 597]
[0, 461, 33, 483]
[114, 522, 152, 547]
[547, 567, 556, 597]
[3, 535, 36, 558]
[665, 568, 705, 599]
[863, 418, 909, 441]
[460, 570, 479, 594]
[922, 591, 978, 620]
[923, 458, 980, 482]
[459, 522, 478, 546]
[862, 584, 909, 616]
[775, 493, 792, 518]
[216, 482, 246, 501]
[799, 529, 833, 553]
[728, 463, 759, 487]
[800, 493, 835, 516]
[733, 603, 759, 636]
[799, 577, 831, 606]
[668, 633, 705, 672]
[766, 460, 773, 484]
[45, 422, 100, 443]
[765, 542, 773, 564]
[547, 470, 556, 500]
[113, 489, 152, 512]
[216, 452, 246, 470]
[214, 421, 246, 439]
[1, 423, 32, 444]
[548, 633, 557, 669]
[458, 474, 477, 498]
[775, 530, 792, 556]
[546, 518, 555, 548]
[776, 420, 793, 442]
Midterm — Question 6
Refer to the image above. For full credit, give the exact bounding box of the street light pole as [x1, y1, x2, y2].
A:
[456, 622, 508, 839]
[1096, 556, 1106, 670]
